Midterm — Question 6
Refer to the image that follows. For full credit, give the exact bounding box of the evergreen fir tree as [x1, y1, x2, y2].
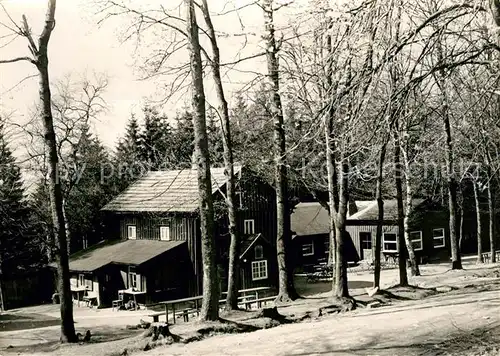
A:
[0, 123, 43, 283]
[115, 114, 143, 189]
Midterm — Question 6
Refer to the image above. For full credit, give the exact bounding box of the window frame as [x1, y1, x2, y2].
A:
[128, 266, 138, 290]
[409, 231, 423, 251]
[251, 260, 268, 281]
[433, 228, 446, 248]
[360, 232, 373, 250]
[78, 274, 85, 287]
[159, 225, 171, 241]
[243, 219, 255, 234]
[324, 239, 330, 254]
[254, 244, 264, 260]
[382, 232, 398, 252]
[302, 242, 314, 256]
[127, 225, 137, 240]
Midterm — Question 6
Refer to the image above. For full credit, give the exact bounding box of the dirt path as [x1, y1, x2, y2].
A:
[144, 288, 500, 356]
[4, 261, 499, 356]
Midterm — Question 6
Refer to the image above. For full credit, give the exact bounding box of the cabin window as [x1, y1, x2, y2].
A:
[410, 231, 423, 251]
[360, 232, 372, 249]
[254, 244, 264, 259]
[127, 225, 137, 240]
[433, 228, 445, 248]
[78, 274, 85, 287]
[382, 233, 397, 252]
[160, 226, 171, 241]
[244, 219, 255, 234]
[128, 266, 138, 290]
[251, 260, 268, 281]
[302, 242, 314, 256]
[324, 239, 330, 254]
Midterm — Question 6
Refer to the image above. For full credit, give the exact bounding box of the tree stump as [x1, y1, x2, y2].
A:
[83, 330, 91, 342]
[144, 323, 181, 343]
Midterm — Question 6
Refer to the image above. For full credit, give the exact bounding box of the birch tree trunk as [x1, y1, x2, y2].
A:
[62, 198, 71, 255]
[261, 0, 297, 302]
[473, 179, 483, 263]
[401, 137, 420, 277]
[373, 138, 387, 288]
[185, 0, 219, 320]
[199, 0, 240, 311]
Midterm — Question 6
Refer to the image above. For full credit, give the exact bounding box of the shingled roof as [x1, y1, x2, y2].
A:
[103, 166, 242, 213]
[50, 239, 186, 272]
[348, 199, 425, 221]
[291, 202, 330, 236]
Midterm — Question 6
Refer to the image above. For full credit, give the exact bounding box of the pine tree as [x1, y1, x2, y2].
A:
[0, 123, 43, 310]
[115, 114, 143, 189]
[172, 111, 195, 168]
[65, 124, 115, 252]
[206, 108, 224, 166]
[138, 106, 173, 170]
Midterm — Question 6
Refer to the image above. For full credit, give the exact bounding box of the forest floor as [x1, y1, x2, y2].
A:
[1, 256, 500, 356]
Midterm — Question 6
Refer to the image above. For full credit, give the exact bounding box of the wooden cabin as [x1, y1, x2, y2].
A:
[290, 202, 359, 272]
[58, 166, 278, 307]
[290, 199, 450, 270]
[346, 199, 450, 263]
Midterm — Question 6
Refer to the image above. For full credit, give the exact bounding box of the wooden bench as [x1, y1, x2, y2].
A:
[175, 308, 199, 322]
[147, 311, 164, 323]
[481, 250, 500, 263]
[242, 295, 277, 310]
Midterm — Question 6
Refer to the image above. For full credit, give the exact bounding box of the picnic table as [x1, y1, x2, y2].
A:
[306, 263, 333, 282]
[119, 288, 147, 311]
[382, 251, 399, 264]
[70, 286, 87, 307]
[159, 295, 203, 324]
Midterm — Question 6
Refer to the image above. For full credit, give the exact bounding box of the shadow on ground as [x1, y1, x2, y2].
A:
[0, 313, 60, 332]
[295, 276, 373, 296]
[290, 324, 500, 356]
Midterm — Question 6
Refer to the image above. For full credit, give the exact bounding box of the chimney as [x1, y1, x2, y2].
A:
[191, 151, 198, 170]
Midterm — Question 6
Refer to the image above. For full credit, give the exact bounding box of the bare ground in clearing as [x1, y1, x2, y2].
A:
[3, 258, 500, 356]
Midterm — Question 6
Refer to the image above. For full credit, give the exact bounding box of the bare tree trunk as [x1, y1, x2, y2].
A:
[185, 0, 219, 320]
[487, 176, 496, 263]
[199, 0, 240, 311]
[0, 1, 76, 340]
[333, 160, 351, 299]
[0, 260, 4, 311]
[401, 137, 420, 277]
[35, 0, 77, 342]
[325, 29, 339, 269]
[435, 50, 462, 269]
[374, 139, 387, 288]
[473, 179, 483, 263]
[443, 109, 462, 269]
[393, 131, 408, 286]
[261, 0, 297, 302]
[403, 189, 420, 277]
[62, 198, 71, 255]
[459, 207, 464, 252]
